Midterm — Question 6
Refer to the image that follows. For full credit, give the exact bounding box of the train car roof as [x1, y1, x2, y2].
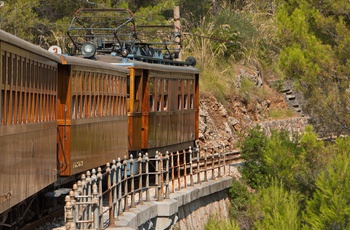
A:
[96, 54, 200, 74]
[57, 54, 129, 74]
[0, 30, 62, 63]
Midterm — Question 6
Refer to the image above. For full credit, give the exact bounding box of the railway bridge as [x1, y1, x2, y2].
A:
[62, 146, 240, 230]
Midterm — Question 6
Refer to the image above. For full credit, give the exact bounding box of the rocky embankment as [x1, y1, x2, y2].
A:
[198, 91, 309, 149]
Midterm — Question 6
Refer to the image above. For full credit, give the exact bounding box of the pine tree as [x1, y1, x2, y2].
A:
[303, 138, 350, 229]
[253, 179, 301, 230]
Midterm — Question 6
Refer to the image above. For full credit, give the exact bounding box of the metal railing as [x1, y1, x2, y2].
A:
[63, 145, 240, 230]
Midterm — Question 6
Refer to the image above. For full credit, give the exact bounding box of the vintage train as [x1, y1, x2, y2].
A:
[0, 8, 199, 228]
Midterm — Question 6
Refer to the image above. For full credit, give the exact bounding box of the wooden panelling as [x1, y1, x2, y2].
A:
[57, 63, 128, 176]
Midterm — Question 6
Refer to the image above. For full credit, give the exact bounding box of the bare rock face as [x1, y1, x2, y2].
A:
[198, 92, 308, 149]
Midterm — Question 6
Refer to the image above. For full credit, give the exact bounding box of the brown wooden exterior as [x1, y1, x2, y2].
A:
[57, 55, 129, 176]
[0, 30, 59, 214]
[121, 61, 199, 155]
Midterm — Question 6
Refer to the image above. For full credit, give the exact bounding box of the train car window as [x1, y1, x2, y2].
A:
[189, 80, 194, 109]
[163, 79, 168, 111]
[134, 75, 142, 112]
[183, 80, 188, 110]
[177, 80, 182, 110]
[157, 95, 161, 111]
[149, 78, 154, 112]
[164, 95, 168, 111]
[72, 95, 76, 119]
[190, 94, 194, 109]
[82, 95, 86, 118]
[79, 95, 83, 118]
[93, 96, 98, 117]
[5, 91, 9, 124]
[156, 78, 162, 111]
[149, 95, 154, 112]
[127, 77, 130, 99]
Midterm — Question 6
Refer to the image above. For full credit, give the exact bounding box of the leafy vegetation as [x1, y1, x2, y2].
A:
[239, 126, 269, 189]
[230, 126, 350, 229]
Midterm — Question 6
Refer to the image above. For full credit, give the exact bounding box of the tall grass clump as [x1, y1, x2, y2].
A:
[181, 10, 258, 101]
[204, 215, 240, 230]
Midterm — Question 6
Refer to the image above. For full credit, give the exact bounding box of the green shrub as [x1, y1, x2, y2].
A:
[239, 126, 269, 189]
[263, 130, 302, 190]
[228, 180, 251, 217]
[252, 179, 301, 230]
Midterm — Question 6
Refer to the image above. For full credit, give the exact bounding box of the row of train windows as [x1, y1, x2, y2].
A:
[1, 51, 58, 125]
[0, 90, 56, 125]
[71, 95, 127, 119]
[149, 94, 194, 112]
[2, 52, 57, 90]
[148, 78, 195, 112]
[71, 71, 126, 94]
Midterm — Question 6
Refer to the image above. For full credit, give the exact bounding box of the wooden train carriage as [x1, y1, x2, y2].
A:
[107, 58, 199, 155]
[0, 30, 60, 215]
[56, 55, 129, 176]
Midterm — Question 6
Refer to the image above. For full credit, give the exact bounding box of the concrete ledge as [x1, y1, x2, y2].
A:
[108, 176, 233, 229]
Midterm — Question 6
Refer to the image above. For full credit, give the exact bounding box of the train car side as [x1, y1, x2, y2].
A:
[113, 60, 199, 155]
[56, 55, 129, 176]
[0, 30, 60, 215]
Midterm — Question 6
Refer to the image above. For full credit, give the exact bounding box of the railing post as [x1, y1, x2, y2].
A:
[223, 144, 226, 175]
[111, 160, 117, 220]
[97, 167, 103, 229]
[69, 189, 77, 228]
[130, 154, 136, 208]
[81, 174, 87, 229]
[65, 196, 76, 230]
[117, 158, 123, 216]
[183, 149, 187, 188]
[189, 147, 194, 186]
[145, 153, 150, 202]
[204, 146, 208, 182]
[157, 152, 163, 201]
[86, 170, 92, 228]
[197, 145, 201, 185]
[211, 146, 215, 180]
[165, 151, 170, 199]
[92, 184, 100, 230]
[138, 153, 143, 205]
[171, 152, 175, 193]
[91, 169, 98, 228]
[177, 151, 181, 190]
[123, 155, 129, 211]
[76, 180, 82, 225]
[218, 146, 222, 178]
[155, 152, 159, 199]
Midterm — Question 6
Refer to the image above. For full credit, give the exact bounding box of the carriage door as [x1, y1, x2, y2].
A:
[128, 69, 143, 151]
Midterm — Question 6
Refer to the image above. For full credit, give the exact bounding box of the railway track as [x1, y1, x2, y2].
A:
[20, 209, 64, 230]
